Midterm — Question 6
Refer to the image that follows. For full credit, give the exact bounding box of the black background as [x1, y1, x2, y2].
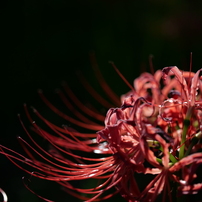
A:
[1, 0, 202, 201]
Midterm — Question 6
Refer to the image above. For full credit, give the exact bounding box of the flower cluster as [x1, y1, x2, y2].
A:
[1, 65, 202, 202]
[98, 66, 202, 201]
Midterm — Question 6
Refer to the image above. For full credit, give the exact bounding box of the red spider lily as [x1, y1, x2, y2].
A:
[1, 63, 202, 202]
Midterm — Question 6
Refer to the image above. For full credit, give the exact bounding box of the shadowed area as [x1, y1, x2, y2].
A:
[1, 0, 202, 201]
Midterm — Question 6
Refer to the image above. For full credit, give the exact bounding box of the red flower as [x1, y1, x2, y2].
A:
[1, 64, 202, 202]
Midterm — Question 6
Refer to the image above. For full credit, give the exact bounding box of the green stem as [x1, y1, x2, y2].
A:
[179, 107, 193, 159]
[184, 137, 198, 157]
[156, 157, 162, 164]
[159, 146, 177, 164]
[185, 131, 202, 156]
[169, 152, 178, 164]
[147, 140, 178, 165]
[147, 140, 159, 147]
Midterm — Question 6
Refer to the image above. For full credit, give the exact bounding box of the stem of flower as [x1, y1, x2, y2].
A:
[156, 157, 162, 164]
[179, 107, 193, 159]
[159, 145, 177, 164]
[147, 140, 178, 164]
[147, 140, 160, 147]
[185, 131, 202, 156]
[169, 152, 177, 164]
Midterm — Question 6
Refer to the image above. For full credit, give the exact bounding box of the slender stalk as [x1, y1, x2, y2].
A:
[169, 152, 177, 164]
[147, 140, 178, 164]
[185, 131, 202, 156]
[159, 145, 178, 164]
[179, 107, 193, 159]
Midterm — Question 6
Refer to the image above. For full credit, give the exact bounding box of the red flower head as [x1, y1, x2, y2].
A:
[1, 63, 202, 202]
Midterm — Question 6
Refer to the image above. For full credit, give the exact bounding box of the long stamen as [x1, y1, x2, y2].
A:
[38, 90, 103, 130]
[109, 61, 134, 91]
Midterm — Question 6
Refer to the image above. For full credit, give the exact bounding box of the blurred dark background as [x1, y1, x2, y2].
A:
[1, 0, 202, 201]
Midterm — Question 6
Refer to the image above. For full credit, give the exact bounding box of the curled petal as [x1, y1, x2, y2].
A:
[162, 66, 189, 102]
[190, 68, 202, 106]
